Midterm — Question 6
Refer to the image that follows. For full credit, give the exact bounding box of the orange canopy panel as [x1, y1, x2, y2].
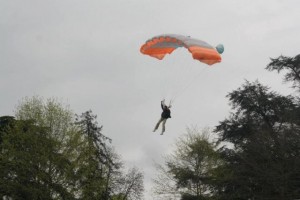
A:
[140, 34, 222, 65]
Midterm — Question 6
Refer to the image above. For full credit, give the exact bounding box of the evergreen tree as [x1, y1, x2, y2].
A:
[75, 110, 114, 200]
[214, 54, 300, 200]
[266, 54, 300, 89]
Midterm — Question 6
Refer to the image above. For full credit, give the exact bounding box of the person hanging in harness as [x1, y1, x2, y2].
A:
[153, 99, 172, 135]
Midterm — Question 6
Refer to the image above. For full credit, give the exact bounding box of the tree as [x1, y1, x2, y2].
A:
[153, 127, 221, 200]
[15, 96, 75, 141]
[266, 54, 300, 89]
[214, 78, 300, 199]
[0, 97, 81, 199]
[0, 97, 145, 200]
[112, 167, 144, 200]
[0, 116, 14, 145]
[74, 110, 145, 200]
[0, 118, 75, 199]
[75, 110, 117, 199]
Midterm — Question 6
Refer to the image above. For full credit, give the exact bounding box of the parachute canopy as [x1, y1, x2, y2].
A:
[140, 34, 223, 65]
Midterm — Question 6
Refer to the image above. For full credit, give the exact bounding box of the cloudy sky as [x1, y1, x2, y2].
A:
[1, 0, 300, 199]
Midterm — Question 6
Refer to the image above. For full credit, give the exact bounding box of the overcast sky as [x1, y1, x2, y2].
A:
[1, 0, 300, 199]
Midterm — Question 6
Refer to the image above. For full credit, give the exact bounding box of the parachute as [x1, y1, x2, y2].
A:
[140, 34, 223, 65]
[140, 34, 224, 102]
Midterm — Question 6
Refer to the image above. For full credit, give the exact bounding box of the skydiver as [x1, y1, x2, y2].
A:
[153, 99, 172, 135]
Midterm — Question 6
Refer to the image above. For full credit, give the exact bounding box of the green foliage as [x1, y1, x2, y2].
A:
[113, 167, 144, 200]
[0, 119, 74, 199]
[214, 79, 300, 199]
[266, 54, 300, 89]
[75, 110, 112, 165]
[15, 96, 75, 141]
[181, 193, 208, 200]
[217, 80, 298, 145]
[153, 128, 221, 200]
[0, 97, 144, 200]
[74, 110, 112, 199]
[0, 116, 14, 145]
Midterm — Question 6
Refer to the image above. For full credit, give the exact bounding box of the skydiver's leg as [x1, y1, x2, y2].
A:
[160, 119, 167, 135]
[153, 117, 163, 132]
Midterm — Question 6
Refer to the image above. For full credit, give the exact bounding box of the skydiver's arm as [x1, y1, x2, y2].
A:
[161, 99, 166, 109]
